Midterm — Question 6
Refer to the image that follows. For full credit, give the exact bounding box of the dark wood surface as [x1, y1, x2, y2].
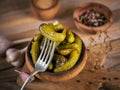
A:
[0, 0, 120, 90]
[17, 39, 120, 90]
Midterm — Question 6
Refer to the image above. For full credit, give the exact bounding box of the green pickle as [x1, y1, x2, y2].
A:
[30, 41, 40, 64]
[54, 35, 83, 73]
[66, 30, 75, 43]
[54, 23, 63, 31]
[58, 49, 73, 56]
[58, 43, 79, 50]
[48, 63, 53, 70]
[33, 33, 43, 41]
[47, 23, 63, 31]
[39, 23, 66, 42]
[75, 36, 82, 52]
[54, 50, 81, 72]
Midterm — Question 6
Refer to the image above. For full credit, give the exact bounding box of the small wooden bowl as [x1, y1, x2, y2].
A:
[31, 0, 60, 20]
[25, 36, 87, 82]
[73, 2, 113, 34]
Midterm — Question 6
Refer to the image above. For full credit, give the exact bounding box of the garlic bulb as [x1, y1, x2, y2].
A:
[6, 47, 27, 67]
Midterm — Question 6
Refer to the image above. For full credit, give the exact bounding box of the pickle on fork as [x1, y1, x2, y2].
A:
[39, 23, 66, 42]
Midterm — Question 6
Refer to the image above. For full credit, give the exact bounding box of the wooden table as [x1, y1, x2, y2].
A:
[0, 0, 120, 90]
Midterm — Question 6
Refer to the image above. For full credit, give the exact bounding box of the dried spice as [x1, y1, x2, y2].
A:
[97, 83, 109, 90]
[79, 9, 107, 27]
[76, 79, 81, 83]
[87, 31, 112, 70]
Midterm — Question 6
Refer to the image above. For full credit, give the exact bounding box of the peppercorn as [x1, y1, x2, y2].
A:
[79, 9, 107, 27]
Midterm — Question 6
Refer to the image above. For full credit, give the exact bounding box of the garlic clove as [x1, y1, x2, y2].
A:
[15, 70, 35, 82]
[6, 48, 25, 67]
[6, 48, 20, 62]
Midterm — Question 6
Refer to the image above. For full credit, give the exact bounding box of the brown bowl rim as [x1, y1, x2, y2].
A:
[26, 34, 87, 81]
[31, 0, 59, 11]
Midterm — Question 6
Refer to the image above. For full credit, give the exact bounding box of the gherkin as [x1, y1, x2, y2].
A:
[30, 41, 40, 64]
[39, 23, 66, 42]
[30, 23, 83, 73]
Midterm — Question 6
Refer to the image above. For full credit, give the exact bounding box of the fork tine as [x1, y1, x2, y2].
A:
[35, 38, 47, 65]
[39, 39, 50, 64]
[43, 40, 53, 64]
[35, 37, 56, 69]
[44, 41, 56, 68]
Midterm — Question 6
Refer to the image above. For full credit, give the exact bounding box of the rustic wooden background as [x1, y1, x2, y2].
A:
[0, 0, 120, 90]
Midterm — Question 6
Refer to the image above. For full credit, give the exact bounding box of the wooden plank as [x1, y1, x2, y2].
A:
[0, 65, 18, 82]
[0, 0, 120, 90]
[0, 58, 13, 71]
[0, 82, 20, 90]
[1, 0, 120, 15]
[17, 61, 120, 90]
[0, 3, 120, 47]
[17, 39, 120, 90]
[0, 0, 31, 14]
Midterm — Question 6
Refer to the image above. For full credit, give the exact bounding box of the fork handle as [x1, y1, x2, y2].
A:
[20, 71, 38, 90]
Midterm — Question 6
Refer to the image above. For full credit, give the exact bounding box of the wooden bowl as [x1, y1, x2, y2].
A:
[73, 2, 113, 34]
[31, 0, 60, 20]
[25, 35, 87, 82]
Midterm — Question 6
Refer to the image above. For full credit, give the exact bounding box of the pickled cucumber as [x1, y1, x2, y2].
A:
[30, 41, 40, 64]
[33, 33, 43, 41]
[54, 50, 80, 72]
[54, 35, 83, 73]
[57, 35, 81, 50]
[58, 43, 79, 50]
[47, 23, 63, 31]
[75, 36, 82, 52]
[39, 23, 66, 42]
[66, 30, 75, 43]
[57, 49, 73, 56]
[48, 63, 53, 70]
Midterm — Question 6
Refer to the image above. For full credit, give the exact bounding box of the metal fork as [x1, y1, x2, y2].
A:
[20, 38, 56, 90]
